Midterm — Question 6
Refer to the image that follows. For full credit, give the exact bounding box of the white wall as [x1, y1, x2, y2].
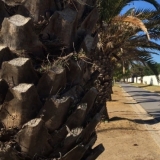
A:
[130, 75, 160, 86]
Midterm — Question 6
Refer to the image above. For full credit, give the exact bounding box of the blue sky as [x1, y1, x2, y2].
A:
[121, 1, 160, 63]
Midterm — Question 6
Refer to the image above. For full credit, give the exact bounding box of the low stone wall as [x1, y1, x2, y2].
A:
[127, 75, 160, 86]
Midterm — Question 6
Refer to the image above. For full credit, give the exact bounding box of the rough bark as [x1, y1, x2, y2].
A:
[65, 59, 87, 85]
[79, 113, 101, 144]
[82, 35, 94, 53]
[65, 103, 87, 129]
[17, 0, 56, 22]
[63, 85, 84, 104]
[74, 7, 98, 51]
[82, 34, 98, 54]
[0, 79, 9, 105]
[0, 0, 24, 6]
[0, 2, 105, 159]
[2, 0, 56, 22]
[0, 1, 9, 26]
[1, 14, 45, 58]
[61, 144, 87, 160]
[50, 127, 83, 157]
[84, 70, 100, 90]
[0, 143, 20, 160]
[1, 58, 39, 86]
[41, 8, 77, 51]
[67, 0, 87, 22]
[38, 96, 72, 132]
[61, 133, 97, 160]
[37, 66, 66, 99]
[49, 103, 87, 147]
[15, 118, 53, 157]
[0, 46, 16, 68]
[0, 83, 42, 129]
[85, 144, 105, 160]
[80, 8, 99, 34]
[50, 126, 69, 148]
[81, 87, 98, 114]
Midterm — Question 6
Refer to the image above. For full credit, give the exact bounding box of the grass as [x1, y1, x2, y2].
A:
[130, 83, 160, 93]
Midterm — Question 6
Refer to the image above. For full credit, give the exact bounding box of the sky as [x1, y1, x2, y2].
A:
[121, 0, 160, 63]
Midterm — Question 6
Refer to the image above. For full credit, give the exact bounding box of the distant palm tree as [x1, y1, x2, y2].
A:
[97, 0, 160, 23]
[101, 5, 160, 80]
[108, 8, 160, 81]
[93, 0, 160, 104]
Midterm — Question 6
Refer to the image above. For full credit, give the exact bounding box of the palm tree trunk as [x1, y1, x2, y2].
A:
[0, 1, 105, 159]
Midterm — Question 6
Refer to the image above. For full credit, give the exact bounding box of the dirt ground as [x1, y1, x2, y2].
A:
[95, 84, 160, 160]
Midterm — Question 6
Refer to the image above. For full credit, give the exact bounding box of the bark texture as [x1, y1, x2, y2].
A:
[0, 0, 106, 159]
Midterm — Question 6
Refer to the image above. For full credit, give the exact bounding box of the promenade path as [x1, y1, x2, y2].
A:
[95, 84, 160, 160]
[120, 83, 160, 121]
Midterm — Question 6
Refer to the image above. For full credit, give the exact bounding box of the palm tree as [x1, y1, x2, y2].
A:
[0, 0, 160, 158]
[107, 9, 160, 81]
[98, 0, 160, 23]
[93, 0, 160, 104]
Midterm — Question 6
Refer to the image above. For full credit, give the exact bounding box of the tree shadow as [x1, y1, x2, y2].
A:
[124, 95, 132, 97]
[109, 116, 158, 125]
[137, 85, 152, 88]
[97, 127, 139, 133]
[147, 111, 160, 121]
[124, 98, 160, 103]
[120, 85, 136, 88]
[126, 91, 150, 93]
[128, 93, 160, 97]
[138, 99, 160, 103]
[110, 100, 118, 102]
[121, 84, 160, 94]
[124, 102, 137, 104]
[97, 116, 159, 133]
[154, 91, 160, 93]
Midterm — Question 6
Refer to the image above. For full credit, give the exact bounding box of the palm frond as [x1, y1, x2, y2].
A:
[130, 0, 160, 10]
[113, 15, 150, 40]
[139, 56, 160, 82]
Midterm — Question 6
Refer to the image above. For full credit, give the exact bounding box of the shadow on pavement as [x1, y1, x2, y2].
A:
[110, 100, 118, 102]
[109, 116, 159, 125]
[97, 116, 160, 133]
[126, 93, 159, 97]
[137, 85, 151, 88]
[124, 99, 160, 103]
[124, 102, 137, 104]
[126, 91, 150, 93]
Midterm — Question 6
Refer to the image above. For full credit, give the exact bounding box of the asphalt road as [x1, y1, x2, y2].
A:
[119, 83, 160, 121]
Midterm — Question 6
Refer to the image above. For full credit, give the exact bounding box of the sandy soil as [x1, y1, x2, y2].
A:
[95, 84, 160, 160]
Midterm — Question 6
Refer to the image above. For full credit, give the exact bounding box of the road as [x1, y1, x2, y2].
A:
[119, 83, 160, 121]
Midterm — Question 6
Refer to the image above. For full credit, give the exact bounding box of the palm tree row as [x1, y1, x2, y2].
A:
[93, 0, 160, 105]
[0, 0, 160, 158]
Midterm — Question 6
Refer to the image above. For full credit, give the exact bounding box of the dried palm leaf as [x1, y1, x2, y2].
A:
[113, 15, 150, 40]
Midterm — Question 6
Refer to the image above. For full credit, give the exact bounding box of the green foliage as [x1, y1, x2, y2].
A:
[130, 62, 160, 76]
[97, 0, 160, 23]
[96, 0, 160, 83]
[114, 65, 131, 81]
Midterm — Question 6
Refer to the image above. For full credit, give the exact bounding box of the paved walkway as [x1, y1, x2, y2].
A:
[96, 84, 160, 160]
[120, 83, 160, 121]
